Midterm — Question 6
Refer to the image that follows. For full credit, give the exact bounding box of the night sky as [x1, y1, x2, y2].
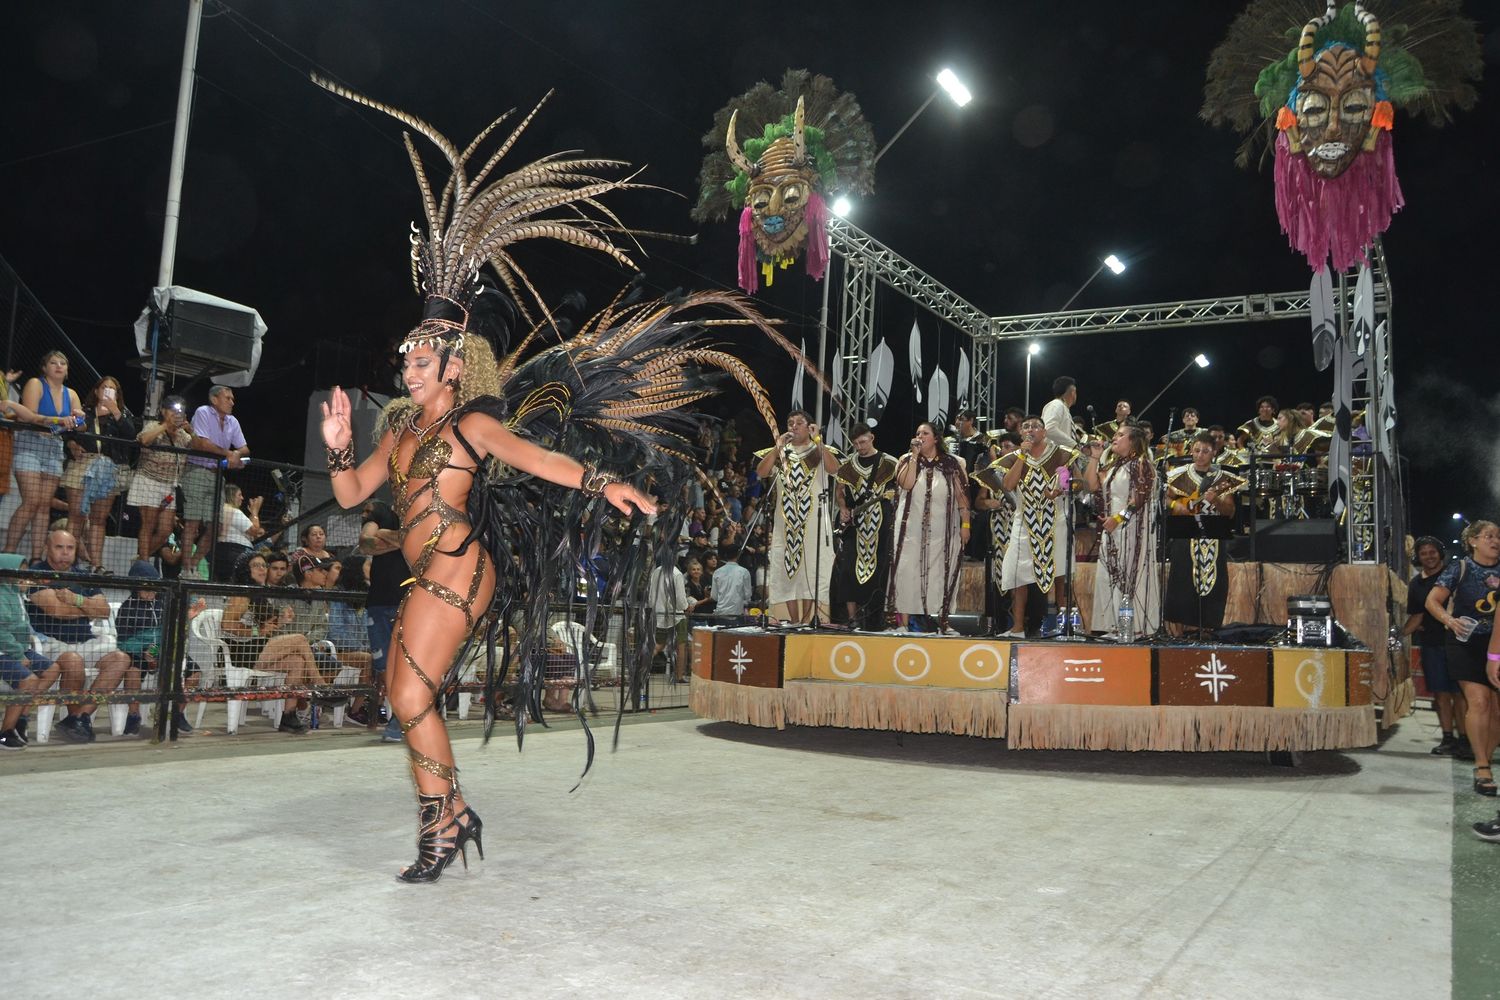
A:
[3, 1, 1498, 544]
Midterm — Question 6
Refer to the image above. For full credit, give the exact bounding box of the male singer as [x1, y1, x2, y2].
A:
[755, 410, 840, 625]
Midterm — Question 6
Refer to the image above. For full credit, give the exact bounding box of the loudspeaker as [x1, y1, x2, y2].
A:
[161, 299, 256, 373]
[1251, 518, 1337, 563]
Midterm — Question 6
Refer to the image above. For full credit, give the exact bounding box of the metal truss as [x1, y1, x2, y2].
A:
[979, 286, 1387, 341]
[826, 219, 993, 425]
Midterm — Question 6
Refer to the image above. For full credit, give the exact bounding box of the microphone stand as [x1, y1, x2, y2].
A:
[806, 450, 832, 631]
[1060, 469, 1078, 639]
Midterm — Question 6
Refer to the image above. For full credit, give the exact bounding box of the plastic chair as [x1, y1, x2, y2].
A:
[194, 609, 288, 732]
[549, 619, 619, 685]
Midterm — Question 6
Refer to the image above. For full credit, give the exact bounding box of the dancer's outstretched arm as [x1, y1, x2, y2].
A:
[455, 412, 657, 517]
[320, 386, 393, 507]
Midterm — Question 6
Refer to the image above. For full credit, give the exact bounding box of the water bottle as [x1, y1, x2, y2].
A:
[1117, 596, 1135, 640]
[1067, 607, 1083, 634]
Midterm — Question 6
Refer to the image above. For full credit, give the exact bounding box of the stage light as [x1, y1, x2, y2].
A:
[1194, 354, 1210, 368]
[1453, 512, 1464, 520]
[1103, 254, 1126, 275]
[832, 196, 852, 217]
[1028, 342, 1041, 355]
[936, 69, 972, 107]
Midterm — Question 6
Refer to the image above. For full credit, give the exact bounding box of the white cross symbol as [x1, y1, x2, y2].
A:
[1194, 653, 1237, 702]
[729, 641, 753, 683]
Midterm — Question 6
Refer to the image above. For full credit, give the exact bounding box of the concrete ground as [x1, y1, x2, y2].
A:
[1, 707, 1492, 999]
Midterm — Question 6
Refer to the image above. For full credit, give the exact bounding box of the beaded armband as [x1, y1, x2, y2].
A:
[580, 463, 623, 498]
[326, 443, 355, 475]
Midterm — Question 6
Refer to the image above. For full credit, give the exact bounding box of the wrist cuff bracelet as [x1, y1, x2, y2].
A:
[325, 443, 355, 474]
[1487, 653, 1500, 663]
[580, 462, 622, 498]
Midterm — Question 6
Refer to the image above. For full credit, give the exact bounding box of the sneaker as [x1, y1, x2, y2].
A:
[171, 710, 194, 735]
[346, 706, 370, 727]
[0, 729, 24, 751]
[1474, 815, 1500, 843]
[381, 720, 403, 743]
[123, 713, 142, 737]
[278, 713, 307, 734]
[1431, 734, 1458, 756]
[79, 713, 97, 742]
[57, 714, 90, 744]
[15, 715, 28, 746]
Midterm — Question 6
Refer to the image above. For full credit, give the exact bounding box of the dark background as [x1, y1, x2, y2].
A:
[2, 1, 1497, 547]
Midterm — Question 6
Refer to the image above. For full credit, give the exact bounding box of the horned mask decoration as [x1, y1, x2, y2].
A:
[1204, 0, 1479, 274]
[726, 98, 830, 293]
[692, 71, 877, 296]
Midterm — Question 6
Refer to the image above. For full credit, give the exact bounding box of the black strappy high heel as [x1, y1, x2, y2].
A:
[455, 806, 484, 861]
[397, 793, 468, 883]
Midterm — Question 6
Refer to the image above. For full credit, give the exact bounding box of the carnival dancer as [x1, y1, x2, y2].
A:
[755, 409, 839, 625]
[832, 425, 896, 630]
[888, 422, 969, 632]
[1091, 423, 1160, 639]
[998, 414, 1092, 637]
[1164, 433, 1244, 636]
[312, 75, 796, 883]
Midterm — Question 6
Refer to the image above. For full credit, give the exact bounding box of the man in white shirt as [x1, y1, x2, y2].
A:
[1041, 376, 1080, 449]
[711, 546, 753, 625]
[649, 560, 689, 680]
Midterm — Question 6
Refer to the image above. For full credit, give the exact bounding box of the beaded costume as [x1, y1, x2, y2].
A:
[313, 76, 808, 881]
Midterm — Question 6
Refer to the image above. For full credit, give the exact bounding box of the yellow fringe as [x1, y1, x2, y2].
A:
[1380, 677, 1414, 729]
[689, 677, 1006, 736]
[1006, 704, 1377, 751]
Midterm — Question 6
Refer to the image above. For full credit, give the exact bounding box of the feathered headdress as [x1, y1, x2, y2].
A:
[1202, 1, 1481, 271]
[692, 69, 876, 293]
[312, 73, 647, 347]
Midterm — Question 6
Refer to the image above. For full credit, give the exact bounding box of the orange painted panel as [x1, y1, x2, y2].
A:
[1015, 643, 1152, 706]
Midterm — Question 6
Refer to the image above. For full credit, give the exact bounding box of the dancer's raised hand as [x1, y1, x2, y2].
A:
[320, 386, 353, 450]
[605, 482, 658, 517]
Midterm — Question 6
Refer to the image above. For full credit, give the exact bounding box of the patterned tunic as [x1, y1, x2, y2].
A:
[761, 443, 835, 609]
[998, 443, 1084, 590]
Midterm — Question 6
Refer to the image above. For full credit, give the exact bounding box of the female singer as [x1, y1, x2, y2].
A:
[1090, 423, 1160, 638]
[888, 422, 969, 632]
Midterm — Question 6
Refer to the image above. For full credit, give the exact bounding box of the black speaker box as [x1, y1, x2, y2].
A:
[1250, 518, 1337, 563]
[162, 299, 256, 373]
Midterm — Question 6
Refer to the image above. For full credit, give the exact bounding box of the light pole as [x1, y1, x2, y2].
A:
[1138, 353, 1210, 418]
[818, 68, 971, 429]
[1023, 342, 1041, 414]
[1058, 253, 1126, 313]
[874, 68, 972, 164]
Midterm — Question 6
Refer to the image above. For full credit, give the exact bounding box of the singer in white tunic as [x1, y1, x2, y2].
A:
[1090, 423, 1161, 637]
[888, 422, 969, 625]
[754, 411, 839, 624]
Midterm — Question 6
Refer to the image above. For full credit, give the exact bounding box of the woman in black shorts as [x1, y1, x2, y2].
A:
[1426, 520, 1500, 796]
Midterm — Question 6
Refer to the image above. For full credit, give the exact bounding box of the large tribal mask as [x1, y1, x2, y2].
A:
[693, 70, 876, 294]
[728, 99, 819, 272]
[1203, 1, 1480, 272]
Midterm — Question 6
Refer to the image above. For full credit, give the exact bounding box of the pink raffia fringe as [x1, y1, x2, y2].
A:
[1274, 130, 1404, 273]
[803, 190, 830, 282]
[737, 205, 758, 294]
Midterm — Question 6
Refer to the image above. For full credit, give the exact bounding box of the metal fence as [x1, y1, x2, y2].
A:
[0, 421, 693, 747]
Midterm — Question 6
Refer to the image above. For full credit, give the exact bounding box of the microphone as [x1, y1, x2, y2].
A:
[1086, 405, 1096, 418]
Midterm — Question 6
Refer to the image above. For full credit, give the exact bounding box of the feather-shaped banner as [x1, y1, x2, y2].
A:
[1310, 269, 1335, 372]
[790, 337, 806, 411]
[927, 368, 950, 429]
[908, 318, 923, 404]
[1352, 265, 1374, 359]
[955, 348, 971, 411]
[866, 339, 894, 425]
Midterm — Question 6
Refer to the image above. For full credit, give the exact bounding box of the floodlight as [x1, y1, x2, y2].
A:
[1103, 254, 1126, 275]
[832, 196, 852, 217]
[1028, 342, 1041, 355]
[936, 69, 972, 107]
[1194, 354, 1210, 368]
